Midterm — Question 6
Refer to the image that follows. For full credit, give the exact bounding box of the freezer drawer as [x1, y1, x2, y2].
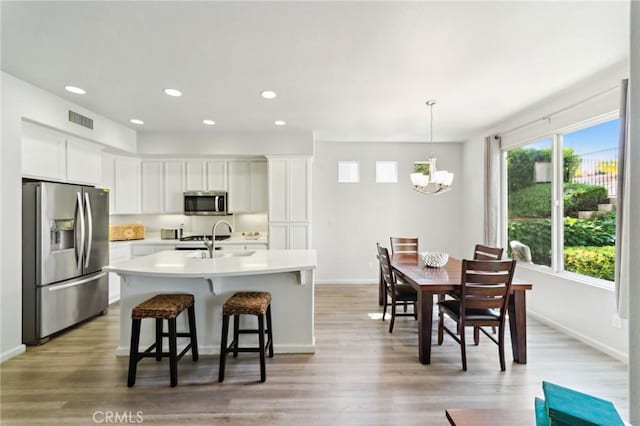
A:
[38, 272, 108, 339]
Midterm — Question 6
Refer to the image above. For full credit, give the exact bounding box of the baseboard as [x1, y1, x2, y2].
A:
[316, 279, 377, 285]
[1, 344, 26, 363]
[116, 344, 316, 357]
[528, 310, 628, 363]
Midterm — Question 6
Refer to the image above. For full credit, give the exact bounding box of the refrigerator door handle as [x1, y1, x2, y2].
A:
[47, 272, 108, 291]
[84, 192, 93, 269]
[75, 192, 85, 270]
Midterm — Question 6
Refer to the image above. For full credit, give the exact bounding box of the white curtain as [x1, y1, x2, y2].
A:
[484, 135, 502, 247]
[615, 79, 630, 318]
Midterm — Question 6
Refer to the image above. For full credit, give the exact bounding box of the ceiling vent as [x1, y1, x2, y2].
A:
[68, 110, 93, 130]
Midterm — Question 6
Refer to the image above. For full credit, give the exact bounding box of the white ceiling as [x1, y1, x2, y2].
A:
[1, 1, 630, 142]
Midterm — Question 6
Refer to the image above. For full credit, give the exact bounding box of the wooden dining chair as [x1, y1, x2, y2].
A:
[472, 244, 504, 338]
[437, 259, 517, 371]
[439, 244, 505, 340]
[389, 237, 419, 261]
[377, 243, 417, 333]
[389, 237, 419, 312]
[473, 244, 504, 261]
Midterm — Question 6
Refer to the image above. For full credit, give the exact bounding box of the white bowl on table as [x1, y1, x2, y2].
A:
[421, 251, 449, 268]
[242, 232, 261, 240]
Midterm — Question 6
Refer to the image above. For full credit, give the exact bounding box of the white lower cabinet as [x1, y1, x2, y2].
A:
[268, 223, 309, 249]
[130, 244, 169, 257]
[218, 243, 268, 251]
[108, 244, 131, 304]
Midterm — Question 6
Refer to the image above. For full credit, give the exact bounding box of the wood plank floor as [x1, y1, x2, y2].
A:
[0, 284, 628, 425]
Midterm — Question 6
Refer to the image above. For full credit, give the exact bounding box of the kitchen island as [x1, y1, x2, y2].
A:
[105, 249, 316, 356]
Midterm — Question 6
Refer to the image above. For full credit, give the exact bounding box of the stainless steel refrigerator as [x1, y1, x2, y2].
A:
[22, 181, 109, 345]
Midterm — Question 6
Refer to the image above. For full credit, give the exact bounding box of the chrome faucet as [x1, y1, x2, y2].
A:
[203, 220, 233, 258]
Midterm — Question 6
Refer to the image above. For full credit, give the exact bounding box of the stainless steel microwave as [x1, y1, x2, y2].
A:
[183, 191, 228, 216]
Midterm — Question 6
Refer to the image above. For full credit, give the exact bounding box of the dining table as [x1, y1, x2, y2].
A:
[390, 256, 532, 365]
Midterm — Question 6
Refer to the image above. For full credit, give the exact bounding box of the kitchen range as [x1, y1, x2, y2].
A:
[173, 234, 231, 250]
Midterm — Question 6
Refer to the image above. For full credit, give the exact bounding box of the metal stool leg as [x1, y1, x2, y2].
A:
[266, 305, 274, 358]
[258, 314, 266, 383]
[187, 305, 199, 361]
[218, 315, 230, 382]
[155, 318, 163, 361]
[232, 314, 240, 358]
[168, 318, 178, 387]
[127, 319, 141, 387]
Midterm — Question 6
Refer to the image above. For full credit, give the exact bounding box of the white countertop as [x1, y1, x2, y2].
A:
[105, 249, 316, 278]
[110, 232, 268, 247]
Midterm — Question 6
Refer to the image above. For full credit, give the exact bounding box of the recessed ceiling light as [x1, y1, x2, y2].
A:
[65, 85, 86, 95]
[203, 119, 216, 126]
[274, 120, 286, 126]
[261, 90, 277, 99]
[130, 119, 144, 125]
[163, 88, 182, 97]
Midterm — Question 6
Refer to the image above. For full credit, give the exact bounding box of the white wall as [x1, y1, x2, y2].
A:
[313, 141, 464, 283]
[137, 130, 314, 156]
[460, 64, 630, 361]
[0, 73, 137, 362]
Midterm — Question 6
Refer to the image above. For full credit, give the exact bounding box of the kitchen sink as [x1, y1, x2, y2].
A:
[184, 250, 256, 259]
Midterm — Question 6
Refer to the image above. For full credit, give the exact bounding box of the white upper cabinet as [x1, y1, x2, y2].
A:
[249, 160, 268, 213]
[268, 159, 288, 222]
[288, 159, 310, 222]
[66, 137, 102, 186]
[22, 121, 104, 186]
[141, 160, 164, 213]
[127, 159, 185, 214]
[228, 160, 268, 213]
[114, 157, 141, 214]
[185, 161, 206, 191]
[164, 160, 185, 213]
[228, 160, 250, 213]
[100, 153, 116, 214]
[268, 157, 311, 223]
[206, 160, 227, 191]
[22, 121, 67, 181]
[267, 157, 312, 249]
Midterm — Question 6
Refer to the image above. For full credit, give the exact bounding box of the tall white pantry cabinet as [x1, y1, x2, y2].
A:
[267, 157, 312, 249]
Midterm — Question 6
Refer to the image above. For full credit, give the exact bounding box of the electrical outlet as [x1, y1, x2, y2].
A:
[368, 261, 374, 269]
[611, 313, 623, 329]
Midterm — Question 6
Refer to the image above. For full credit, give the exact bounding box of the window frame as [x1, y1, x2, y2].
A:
[501, 111, 619, 289]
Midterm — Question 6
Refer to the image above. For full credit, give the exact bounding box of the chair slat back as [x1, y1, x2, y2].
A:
[390, 237, 419, 261]
[461, 259, 516, 313]
[473, 244, 504, 260]
[377, 244, 396, 291]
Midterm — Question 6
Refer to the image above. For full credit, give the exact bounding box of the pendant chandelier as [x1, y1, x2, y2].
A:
[410, 100, 454, 194]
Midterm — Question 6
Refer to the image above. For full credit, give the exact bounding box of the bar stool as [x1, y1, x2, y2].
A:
[218, 291, 273, 383]
[127, 293, 198, 387]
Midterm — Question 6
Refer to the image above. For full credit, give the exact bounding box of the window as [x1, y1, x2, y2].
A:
[338, 161, 359, 183]
[375, 161, 398, 183]
[505, 118, 619, 282]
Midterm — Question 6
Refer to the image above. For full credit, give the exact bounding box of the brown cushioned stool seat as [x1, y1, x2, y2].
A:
[219, 291, 274, 383]
[132, 294, 195, 319]
[128, 293, 198, 388]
